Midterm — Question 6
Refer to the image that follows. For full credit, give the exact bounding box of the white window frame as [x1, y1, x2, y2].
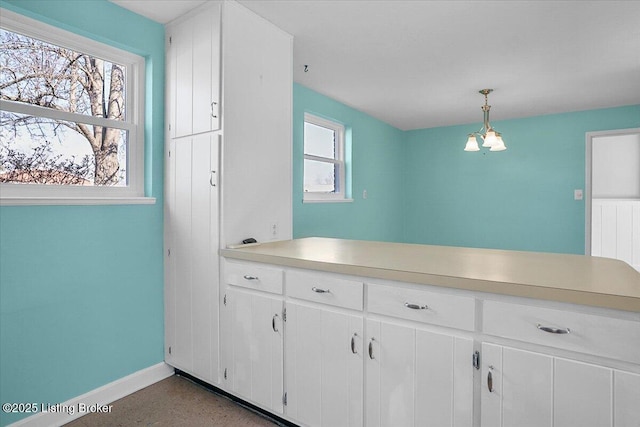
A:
[303, 113, 348, 202]
[0, 9, 150, 205]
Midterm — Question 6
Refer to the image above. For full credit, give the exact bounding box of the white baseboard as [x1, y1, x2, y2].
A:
[9, 362, 174, 427]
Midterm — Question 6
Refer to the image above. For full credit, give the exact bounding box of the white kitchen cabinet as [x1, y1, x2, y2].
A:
[481, 343, 640, 427]
[167, 1, 221, 138]
[285, 301, 363, 427]
[165, 0, 292, 396]
[224, 286, 284, 414]
[164, 134, 219, 383]
[366, 319, 473, 427]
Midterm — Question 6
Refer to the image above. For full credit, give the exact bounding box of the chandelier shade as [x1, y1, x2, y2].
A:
[464, 89, 507, 152]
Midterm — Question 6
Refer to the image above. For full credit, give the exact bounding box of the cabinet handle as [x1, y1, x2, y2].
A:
[243, 275, 259, 281]
[272, 314, 279, 332]
[404, 302, 428, 310]
[311, 286, 331, 294]
[351, 333, 358, 354]
[536, 323, 570, 334]
[368, 337, 375, 360]
[211, 101, 218, 118]
[487, 368, 494, 393]
[210, 170, 216, 187]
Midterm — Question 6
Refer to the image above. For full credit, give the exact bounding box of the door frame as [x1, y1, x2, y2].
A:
[584, 127, 640, 255]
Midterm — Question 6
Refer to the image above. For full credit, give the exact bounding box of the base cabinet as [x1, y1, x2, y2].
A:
[213, 259, 640, 427]
[366, 320, 474, 427]
[285, 302, 363, 427]
[225, 287, 284, 414]
[481, 343, 640, 427]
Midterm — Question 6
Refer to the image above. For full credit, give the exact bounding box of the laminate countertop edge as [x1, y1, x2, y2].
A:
[220, 238, 640, 313]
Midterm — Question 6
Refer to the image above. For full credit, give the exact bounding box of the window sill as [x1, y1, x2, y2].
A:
[0, 197, 156, 206]
[303, 198, 354, 204]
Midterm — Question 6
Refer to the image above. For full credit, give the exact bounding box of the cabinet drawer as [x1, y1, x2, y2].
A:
[286, 270, 363, 311]
[483, 300, 640, 364]
[368, 283, 475, 331]
[224, 259, 283, 294]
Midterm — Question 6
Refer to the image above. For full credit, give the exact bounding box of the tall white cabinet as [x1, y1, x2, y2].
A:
[164, 0, 292, 388]
[165, 134, 220, 383]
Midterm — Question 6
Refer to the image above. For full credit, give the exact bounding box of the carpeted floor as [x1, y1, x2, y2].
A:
[65, 375, 280, 426]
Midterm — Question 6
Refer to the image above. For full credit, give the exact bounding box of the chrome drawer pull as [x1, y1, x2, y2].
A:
[211, 101, 218, 118]
[536, 323, 570, 334]
[487, 366, 494, 393]
[368, 337, 376, 359]
[243, 275, 259, 281]
[311, 286, 331, 294]
[404, 302, 428, 310]
[351, 333, 358, 354]
[272, 314, 279, 332]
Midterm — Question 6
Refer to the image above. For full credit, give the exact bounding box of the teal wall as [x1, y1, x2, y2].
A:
[294, 84, 639, 254]
[293, 84, 405, 242]
[0, 1, 165, 425]
[403, 106, 640, 254]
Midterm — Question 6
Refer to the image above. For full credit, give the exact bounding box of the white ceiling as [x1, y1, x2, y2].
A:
[111, 0, 640, 131]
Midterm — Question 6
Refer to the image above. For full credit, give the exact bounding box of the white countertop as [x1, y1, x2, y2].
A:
[221, 237, 640, 312]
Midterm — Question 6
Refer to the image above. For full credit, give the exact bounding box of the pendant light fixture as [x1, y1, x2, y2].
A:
[464, 89, 507, 152]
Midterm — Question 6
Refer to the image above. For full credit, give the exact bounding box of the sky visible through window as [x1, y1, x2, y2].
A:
[304, 121, 337, 193]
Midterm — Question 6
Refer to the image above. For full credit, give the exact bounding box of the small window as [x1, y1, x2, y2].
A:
[0, 9, 145, 204]
[303, 113, 346, 201]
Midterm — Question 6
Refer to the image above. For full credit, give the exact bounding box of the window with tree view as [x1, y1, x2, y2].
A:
[0, 10, 144, 200]
[303, 113, 346, 201]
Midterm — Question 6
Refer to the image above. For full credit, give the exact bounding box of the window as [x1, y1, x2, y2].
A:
[0, 9, 146, 204]
[303, 113, 348, 202]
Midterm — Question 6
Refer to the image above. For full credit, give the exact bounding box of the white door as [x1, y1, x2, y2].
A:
[165, 134, 219, 383]
[170, 2, 221, 138]
[191, 3, 221, 134]
[367, 320, 473, 427]
[587, 128, 640, 271]
[481, 344, 553, 427]
[228, 287, 284, 414]
[171, 18, 192, 138]
[481, 344, 631, 427]
[554, 358, 612, 427]
[614, 370, 640, 427]
[286, 302, 363, 427]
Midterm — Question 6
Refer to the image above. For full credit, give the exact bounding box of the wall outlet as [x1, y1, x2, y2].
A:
[269, 222, 279, 240]
[574, 189, 583, 200]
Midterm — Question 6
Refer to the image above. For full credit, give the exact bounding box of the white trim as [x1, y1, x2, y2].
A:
[8, 363, 174, 427]
[0, 101, 136, 131]
[303, 113, 347, 201]
[585, 127, 640, 255]
[0, 8, 146, 201]
[0, 196, 156, 206]
[303, 198, 354, 204]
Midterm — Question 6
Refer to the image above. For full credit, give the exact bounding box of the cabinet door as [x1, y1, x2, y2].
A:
[169, 2, 221, 138]
[554, 358, 612, 427]
[481, 344, 553, 427]
[286, 302, 363, 427]
[614, 370, 640, 427]
[227, 287, 284, 414]
[191, 3, 221, 134]
[165, 134, 219, 383]
[171, 18, 192, 138]
[366, 320, 473, 427]
[481, 344, 634, 427]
